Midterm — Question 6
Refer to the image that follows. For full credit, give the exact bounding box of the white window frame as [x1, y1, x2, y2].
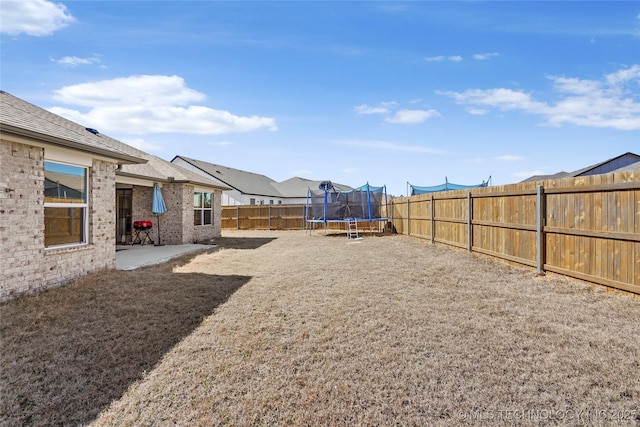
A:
[44, 160, 89, 249]
[194, 191, 213, 226]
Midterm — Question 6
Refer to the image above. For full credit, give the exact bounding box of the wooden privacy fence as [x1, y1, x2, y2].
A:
[387, 171, 640, 295]
[222, 204, 305, 230]
[221, 204, 383, 232]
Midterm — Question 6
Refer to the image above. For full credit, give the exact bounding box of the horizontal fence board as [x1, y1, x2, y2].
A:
[545, 265, 640, 295]
[544, 226, 640, 242]
[473, 246, 537, 268]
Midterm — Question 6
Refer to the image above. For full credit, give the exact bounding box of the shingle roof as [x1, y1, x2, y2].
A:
[614, 160, 640, 173]
[273, 177, 353, 198]
[173, 155, 353, 198]
[0, 91, 227, 190]
[520, 152, 640, 183]
[0, 90, 145, 164]
[570, 152, 640, 176]
[118, 154, 230, 189]
[520, 171, 571, 183]
[173, 156, 283, 196]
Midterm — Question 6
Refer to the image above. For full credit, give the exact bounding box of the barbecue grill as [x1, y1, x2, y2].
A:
[130, 220, 153, 245]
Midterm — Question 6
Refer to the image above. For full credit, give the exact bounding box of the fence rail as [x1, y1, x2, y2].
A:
[387, 171, 640, 295]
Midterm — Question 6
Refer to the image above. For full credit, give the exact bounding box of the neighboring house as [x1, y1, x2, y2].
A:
[0, 91, 228, 301]
[172, 155, 352, 205]
[521, 152, 640, 183]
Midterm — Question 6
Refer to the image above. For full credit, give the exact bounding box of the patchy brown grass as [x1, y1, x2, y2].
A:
[2, 231, 639, 426]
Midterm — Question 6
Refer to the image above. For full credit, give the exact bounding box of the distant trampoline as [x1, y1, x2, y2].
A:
[409, 177, 491, 195]
[305, 181, 388, 233]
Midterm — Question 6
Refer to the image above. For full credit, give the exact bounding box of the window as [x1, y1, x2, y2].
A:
[194, 191, 212, 225]
[250, 198, 256, 205]
[44, 161, 88, 247]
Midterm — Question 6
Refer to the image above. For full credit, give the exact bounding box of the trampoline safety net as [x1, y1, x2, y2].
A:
[305, 182, 388, 223]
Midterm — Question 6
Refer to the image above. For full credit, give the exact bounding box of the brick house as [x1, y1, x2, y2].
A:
[0, 91, 228, 301]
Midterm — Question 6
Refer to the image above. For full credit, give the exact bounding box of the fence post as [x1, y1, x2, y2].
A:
[268, 205, 271, 230]
[236, 205, 240, 230]
[536, 185, 545, 275]
[407, 198, 411, 236]
[467, 192, 473, 252]
[430, 194, 435, 244]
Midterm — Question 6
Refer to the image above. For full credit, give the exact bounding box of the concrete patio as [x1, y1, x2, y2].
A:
[115, 243, 216, 270]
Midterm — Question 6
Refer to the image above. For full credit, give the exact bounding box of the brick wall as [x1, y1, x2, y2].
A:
[0, 140, 45, 300]
[185, 186, 223, 244]
[0, 140, 117, 302]
[129, 183, 223, 245]
[131, 185, 155, 243]
[161, 183, 189, 245]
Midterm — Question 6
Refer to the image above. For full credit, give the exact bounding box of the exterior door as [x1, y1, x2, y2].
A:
[116, 189, 132, 244]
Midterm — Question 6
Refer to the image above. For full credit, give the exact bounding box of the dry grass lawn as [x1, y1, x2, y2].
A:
[1, 230, 639, 426]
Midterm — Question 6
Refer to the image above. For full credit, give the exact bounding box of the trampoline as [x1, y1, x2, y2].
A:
[305, 181, 388, 234]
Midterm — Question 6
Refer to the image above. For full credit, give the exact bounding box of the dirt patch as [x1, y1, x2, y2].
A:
[2, 230, 639, 426]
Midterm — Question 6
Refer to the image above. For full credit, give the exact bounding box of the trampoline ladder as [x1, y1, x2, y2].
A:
[346, 219, 362, 240]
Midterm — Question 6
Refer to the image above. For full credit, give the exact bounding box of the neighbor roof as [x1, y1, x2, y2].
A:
[272, 177, 353, 198]
[521, 152, 640, 183]
[0, 90, 145, 164]
[569, 152, 640, 176]
[174, 156, 281, 196]
[173, 155, 352, 198]
[614, 160, 640, 173]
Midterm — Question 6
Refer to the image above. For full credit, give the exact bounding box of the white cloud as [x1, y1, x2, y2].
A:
[120, 138, 163, 152]
[466, 107, 489, 115]
[604, 64, 640, 86]
[495, 155, 524, 161]
[53, 75, 205, 107]
[354, 101, 397, 114]
[52, 54, 102, 67]
[342, 168, 357, 174]
[473, 52, 500, 60]
[208, 141, 232, 147]
[355, 101, 441, 125]
[424, 55, 463, 62]
[0, 0, 75, 36]
[439, 88, 547, 111]
[340, 140, 446, 154]
[49, 75, 277, 135]
[439, 65, 640, 130]
[385, 109, 441, 124]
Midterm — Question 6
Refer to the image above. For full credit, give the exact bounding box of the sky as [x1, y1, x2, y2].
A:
[1, 1, 639, 197]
